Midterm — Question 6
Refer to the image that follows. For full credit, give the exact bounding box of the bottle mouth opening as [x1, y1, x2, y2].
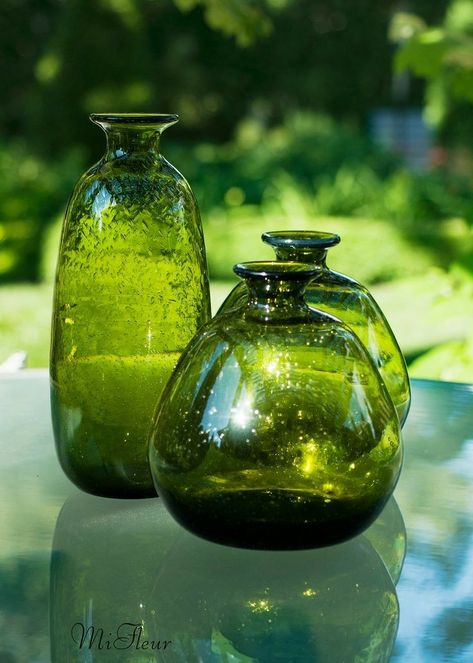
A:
[234, 261, 320, 280]
[90, 113, 179, 128]
[262, 230, 341, 249]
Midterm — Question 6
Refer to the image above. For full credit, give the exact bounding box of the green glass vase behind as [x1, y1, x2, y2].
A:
[219, 230, 411, 426]
[149, 261, 403, 550]
[50, 113, 211, 498]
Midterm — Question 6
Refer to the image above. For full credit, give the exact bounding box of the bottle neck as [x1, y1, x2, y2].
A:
[244, 279, 311, 322]
[104, 128, 161, 160]
[273, 247, 329, 268]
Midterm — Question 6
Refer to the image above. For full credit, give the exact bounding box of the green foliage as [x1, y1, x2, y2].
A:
[410, 336, 473, 381]
[394, 23, 450, 80]
[168, 113, 473, 282]
[408, 261, 473, 380]
[169, 113, 473, 228]
[173, 0, 273, 45]
[394, 21, 473, 104]
[10, 111, 473, 284]
[3, 0, 442, 157]
[203, 207, 444, 284]
[0, 284, 53, 366]
[371, 268, 473, 357]
[391, 2, 473, 141]
[0, 0, 471, 378]
[390, 1, 473, 382]
[169, 113, 400, 210]
[0, 143, 83, 282]
[393, 2, 473, 87]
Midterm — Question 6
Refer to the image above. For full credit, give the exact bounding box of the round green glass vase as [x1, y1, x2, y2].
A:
[219, 230, 411, 426]
[50, 113, 211, 498]
[149, 262, 403, 550]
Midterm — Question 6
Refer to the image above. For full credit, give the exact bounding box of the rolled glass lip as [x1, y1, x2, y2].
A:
[262, 230, 341, 248]
[234, 261, 320, 280]
[90, 113, 179, 125]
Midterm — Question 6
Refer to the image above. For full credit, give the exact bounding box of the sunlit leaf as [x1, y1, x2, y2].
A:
[391, 5, 473, 107]
[445, 0, 473, 32]
[389, 12, 426, 43]
[99, 0, 142, 30]
[394, 30, 449, 77]
[173, 0, 272, 45]
[424, 78, 449, 127]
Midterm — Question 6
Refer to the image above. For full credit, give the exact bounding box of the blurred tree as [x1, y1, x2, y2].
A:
[390, 0, 473, 382]
[0, 0, 61, 137]
[0, 0, 450, 157]
[391, 0, 473, 146]
[0, 0, 458, 284]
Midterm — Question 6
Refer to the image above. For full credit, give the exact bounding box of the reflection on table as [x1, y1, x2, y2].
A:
[51, 494, 405, 662]
[2, 376, 471, 662]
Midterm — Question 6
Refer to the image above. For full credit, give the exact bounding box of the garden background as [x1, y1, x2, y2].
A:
[2, 0, 473, 380]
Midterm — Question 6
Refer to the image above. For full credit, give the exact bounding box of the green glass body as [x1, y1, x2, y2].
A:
[50, 114, 211, 498]
[219, 231, 411, 426]
[149, 262, 403, 550]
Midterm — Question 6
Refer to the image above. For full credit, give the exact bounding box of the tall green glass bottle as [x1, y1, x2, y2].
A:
[50, 113, 211, 498]
[219, 231, 411, 425]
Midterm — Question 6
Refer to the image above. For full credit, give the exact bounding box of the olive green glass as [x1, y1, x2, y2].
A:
[149, 261, 403, 550]
[219, 230, 411, 426]
[50, 113, 211, 498]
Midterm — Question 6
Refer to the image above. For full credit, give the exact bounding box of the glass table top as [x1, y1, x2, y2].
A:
[0, 372, 472, 662]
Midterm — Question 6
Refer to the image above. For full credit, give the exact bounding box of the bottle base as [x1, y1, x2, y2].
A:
[159, 487, 386, 550]
[58, 460, 157, 499]
[71, 481, 158, 500]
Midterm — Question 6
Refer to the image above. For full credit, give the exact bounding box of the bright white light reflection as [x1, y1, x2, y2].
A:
[266, 360, 279, 374]
[230, 391, 254, 428]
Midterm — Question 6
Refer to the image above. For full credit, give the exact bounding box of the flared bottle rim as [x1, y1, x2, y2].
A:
[90, 113, 179, 127]
[234, 261, 320, 280]
[262, 230, 341, 249]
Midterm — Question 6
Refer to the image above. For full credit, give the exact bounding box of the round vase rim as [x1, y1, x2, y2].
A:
[262, 230, 341, 248]
[90, 113, 179, 125]
[234, 261, 320, 280]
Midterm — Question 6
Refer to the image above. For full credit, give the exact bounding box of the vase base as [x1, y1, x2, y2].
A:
[159, 487, 387, 550]
[59, 464, 157, 499]
[71, 483, 158, 500]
